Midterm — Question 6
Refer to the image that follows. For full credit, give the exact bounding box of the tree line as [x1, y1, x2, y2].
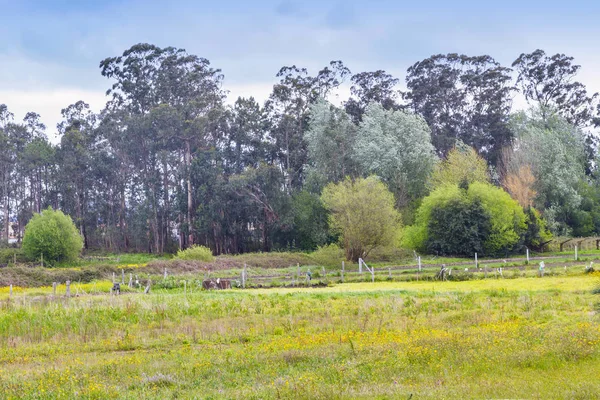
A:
[1, 44, 599, 255]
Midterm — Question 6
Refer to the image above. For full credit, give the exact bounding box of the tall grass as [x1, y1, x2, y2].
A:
[0, 275, 599, 398]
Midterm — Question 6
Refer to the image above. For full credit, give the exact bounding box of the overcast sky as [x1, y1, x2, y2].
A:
[2, 0, 600, 141]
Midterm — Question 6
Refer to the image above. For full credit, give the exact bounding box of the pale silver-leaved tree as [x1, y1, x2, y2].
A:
[355, 103, 437, 206]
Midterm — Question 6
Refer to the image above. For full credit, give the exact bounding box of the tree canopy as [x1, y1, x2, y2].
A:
[321, 177, 401, 261]
[3, 44, 600, 259]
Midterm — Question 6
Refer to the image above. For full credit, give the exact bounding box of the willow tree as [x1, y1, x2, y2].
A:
[321, 176, 401, 262]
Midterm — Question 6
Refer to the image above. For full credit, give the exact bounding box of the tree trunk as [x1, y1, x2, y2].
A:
[186, 140, 194, 246]
[1, 172, 8, 241]
[119, 186, 129, 251]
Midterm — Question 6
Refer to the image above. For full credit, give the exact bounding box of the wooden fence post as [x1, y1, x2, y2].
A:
[112, 272, 116, 284]
[164, 268, 168, 280]
[121, 269, 125, 284]
[144, 280, 151, 294]
[359, 259, 363, 274]
[242, 264, 247, 289]
[128, 273, 133, 288]
[52, 282, 57, 297]
[526, 248, 529, 263]
[9, 284, 12, 297]
[360, 259, 374, 283]
[341, 261, 345, 283]
[66, 280, 71, 297]
[575, 245, 578, 260]
[418, 256, 421, 272]
[475, 253, 478, 269]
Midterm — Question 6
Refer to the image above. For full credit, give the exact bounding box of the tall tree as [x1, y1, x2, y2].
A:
[510, 109, 587, 235]
[344, 70, 400, 123]
[305, 99, 358, 185]
[0, 105, 14, 242]
[266, 61, 350, 190]
[100, 43, 225, 252]
[405, 54, 514, 165]
[355, 103, 437, 207]
[56, 101, 98, 248]
[512, 49, 598, 127]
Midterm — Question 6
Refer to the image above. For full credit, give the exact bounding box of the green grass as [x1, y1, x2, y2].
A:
[1, 274, 599, 399]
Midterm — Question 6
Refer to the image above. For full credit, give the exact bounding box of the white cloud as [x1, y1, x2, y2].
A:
[0, 88, 107, 143]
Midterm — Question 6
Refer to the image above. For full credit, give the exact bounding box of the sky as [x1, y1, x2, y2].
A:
[2, 0, 600, 141]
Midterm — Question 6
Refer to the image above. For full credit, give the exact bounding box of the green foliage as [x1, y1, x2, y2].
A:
[405, 182, 526, 256]
[309, 244, 344, 267]
[426, 198, 491, 256]
[523, 207, 553, 250]
[0, 248, 25, 265]
[175, 245, 214, 262]
[22, 208, 83, 265]
[305, 99, 358, 183]
[429, 144, 490, 189]
[406, 54, 514, 165]
[290, 190, 331, 251]
[510, 109, 586, 235]
[355, 103, 437, 206]
[467, 182, 527, 255]
[403, 184, 463, 252]
[321, 176, 402, 262]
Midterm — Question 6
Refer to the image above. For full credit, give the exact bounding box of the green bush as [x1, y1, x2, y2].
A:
[22, 208, 83, 265]
[175, 245, 214, 262]
[310, 244, 344, 267]
[0, 248, 26, 265]
[523, 207, 552, 251]
[426, 197, 491, 256]
[404, 182, 526, 256]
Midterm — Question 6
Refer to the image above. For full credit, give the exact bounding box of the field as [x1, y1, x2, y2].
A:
[1, 272, 600, 399]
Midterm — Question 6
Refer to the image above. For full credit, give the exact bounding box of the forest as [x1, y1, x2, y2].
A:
[1, 44, 599, 256]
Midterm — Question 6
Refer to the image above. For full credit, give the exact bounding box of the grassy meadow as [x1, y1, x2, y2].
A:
[1, 272, 600, 399]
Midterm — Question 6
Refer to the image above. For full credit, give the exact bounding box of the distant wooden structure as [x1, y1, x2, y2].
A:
[549, 237, 600, 252]
[202, 278, 231, 290]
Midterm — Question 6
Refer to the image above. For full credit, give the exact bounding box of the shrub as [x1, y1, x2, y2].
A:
[22, 208, 83, 265]
[523, 206, 552, 251]
[175, 245, 214, 262]
[310, 244, 344, 267]
[467, 182, 527, 255]
[426, 197, 491, 256]
[0, 248, 26, 265]
[404, 182, 526, 256]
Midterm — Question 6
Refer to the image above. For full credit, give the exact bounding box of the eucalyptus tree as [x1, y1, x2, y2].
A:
[100, 43, 225, 252]
[405, 54, 514, 165]
[0, 105, 13, 241]
[344, 70, 401, 123]
[305, 99, 358, 185]
[513, 50, 599, 174]
[513, 49, 598, 127]
[266, 61, 350, 190]
[56, 101, 98, 248]
[224, 97, 270, 175]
